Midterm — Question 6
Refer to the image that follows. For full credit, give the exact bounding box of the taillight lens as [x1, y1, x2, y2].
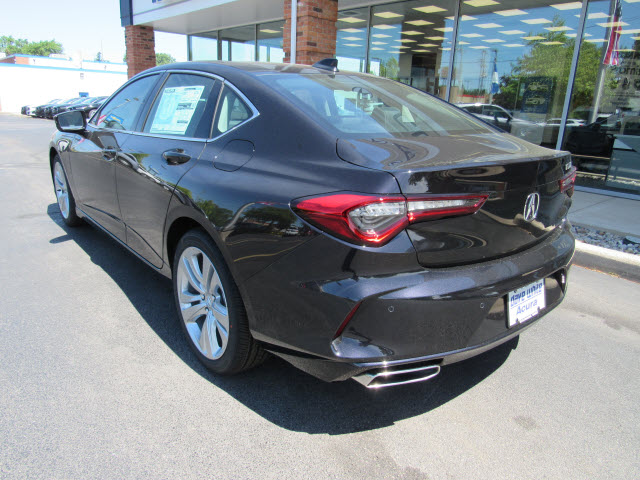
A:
[559, 166, 577, 196]
[292, 192, 487, 246]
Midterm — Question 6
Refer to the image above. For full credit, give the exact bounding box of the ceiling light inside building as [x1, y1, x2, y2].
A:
[504, 43, 524, 47]
[464, 0, 499, 7]
[413, 6, 448, 13]
[597, 21, 629, 28]
[375, 12, 403, 18]
[405, 20, 433, 26]
[551, 2, 582, 10]
[374, 24, 396, 29]
[339, 17, 366, 23]
[522, 18, 553, 24]
[542, 41, 564, 45]
[522, 35, 545, 40]
[495, 9, 527, 16]
[545, 26, 573, 31]
[461, 33, 484, 37]
[484, 38, 505, 42]
[434, 27, 454, 32]
[500, 30, 525, 35]
[402, 30, 424, 35]
[475, 23, 503, 28]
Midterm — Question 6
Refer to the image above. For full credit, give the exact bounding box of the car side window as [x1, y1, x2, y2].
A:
[93, 75, 158, 131]
[143, 73, 219, 138]
[214, 86, 252, 136]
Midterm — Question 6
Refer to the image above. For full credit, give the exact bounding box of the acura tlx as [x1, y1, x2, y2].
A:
[50, 59, 576, 388]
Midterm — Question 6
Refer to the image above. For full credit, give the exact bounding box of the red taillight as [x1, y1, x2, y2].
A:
[292, 192, 488, 246]
[559, 166, 577, 196]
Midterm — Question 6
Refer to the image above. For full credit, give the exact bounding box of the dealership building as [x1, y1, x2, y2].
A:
[120, 0, 640, 196]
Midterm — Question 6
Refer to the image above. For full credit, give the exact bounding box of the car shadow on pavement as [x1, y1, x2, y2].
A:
[48, 203, 518, 435]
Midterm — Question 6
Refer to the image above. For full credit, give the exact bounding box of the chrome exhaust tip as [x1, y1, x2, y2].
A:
[352, 363, 441, 389]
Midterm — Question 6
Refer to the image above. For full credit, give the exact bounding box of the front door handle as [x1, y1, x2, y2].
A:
[102, 147, 117, 161]
[162, 149, 191, 165]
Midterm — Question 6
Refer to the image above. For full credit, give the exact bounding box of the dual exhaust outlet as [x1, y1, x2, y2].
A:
[352, 363, 441, 389]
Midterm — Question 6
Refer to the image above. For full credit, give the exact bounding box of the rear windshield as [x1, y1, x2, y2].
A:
[260, 74, 494, 137]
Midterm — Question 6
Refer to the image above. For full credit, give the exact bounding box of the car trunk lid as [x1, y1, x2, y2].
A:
[337, 133, 573, 267]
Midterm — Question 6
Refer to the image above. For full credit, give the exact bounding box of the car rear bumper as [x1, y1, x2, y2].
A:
[248, 221, 575, 383]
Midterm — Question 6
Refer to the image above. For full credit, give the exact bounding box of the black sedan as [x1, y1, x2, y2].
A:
[34, 99, 63, 118]
[50, 61, 576, 388]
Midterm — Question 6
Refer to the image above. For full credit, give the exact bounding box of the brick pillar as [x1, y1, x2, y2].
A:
[283, 0, 338, 65]
[125, 25, 156, 78]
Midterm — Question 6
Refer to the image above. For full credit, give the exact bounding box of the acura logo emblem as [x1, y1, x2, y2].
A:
[524, 193, 540, 222]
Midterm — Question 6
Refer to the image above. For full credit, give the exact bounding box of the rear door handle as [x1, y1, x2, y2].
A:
[162, 149, 191, 165]
[102, 147, 117, 161]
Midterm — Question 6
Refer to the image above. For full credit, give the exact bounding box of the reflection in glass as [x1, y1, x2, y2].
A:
[562, 0, 640, 194]
[258, 21, 285, 63]
[452, 0, 581, 146]
[220, 25, 255, 62]
[190, 32, 218, 61]
[336, 8, 369, 72]
[367, 0, 454, 99]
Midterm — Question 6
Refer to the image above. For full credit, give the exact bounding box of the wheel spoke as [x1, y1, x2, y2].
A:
[201, 256, 215, 294]
[180, 302, 207, 324]
[216, 317, 229, 352]
[199, 313, 217, 356]
[178, 289, 201, 305]
[181, 255, 204, 293]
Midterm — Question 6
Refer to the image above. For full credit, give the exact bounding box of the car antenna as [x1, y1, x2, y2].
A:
[313, 58, 339, 73]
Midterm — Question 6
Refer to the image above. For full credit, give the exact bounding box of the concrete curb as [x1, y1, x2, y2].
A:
[573, 241, 640, 283]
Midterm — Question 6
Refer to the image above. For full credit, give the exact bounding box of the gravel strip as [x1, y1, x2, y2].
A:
[572, 224, 640, 256]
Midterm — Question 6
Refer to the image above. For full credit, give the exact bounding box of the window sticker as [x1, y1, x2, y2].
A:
[150, 85, 205, 135]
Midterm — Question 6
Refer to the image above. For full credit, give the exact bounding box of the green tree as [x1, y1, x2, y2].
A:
[0, 35, 63, 56]
[156, 52, 176, 66]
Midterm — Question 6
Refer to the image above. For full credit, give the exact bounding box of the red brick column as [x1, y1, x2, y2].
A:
[283, 0, 338, 65]
[125, 25, 156, 78]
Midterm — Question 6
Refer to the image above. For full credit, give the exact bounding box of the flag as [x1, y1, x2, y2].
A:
[604, 0, 622, 66]
[491, 63, 500, 94]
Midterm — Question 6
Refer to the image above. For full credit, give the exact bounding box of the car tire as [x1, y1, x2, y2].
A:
[52, 155, 82, 227]
[172, 229, 267, 375]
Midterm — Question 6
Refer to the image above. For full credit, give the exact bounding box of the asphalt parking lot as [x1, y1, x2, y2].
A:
[0, 113, 638, 480]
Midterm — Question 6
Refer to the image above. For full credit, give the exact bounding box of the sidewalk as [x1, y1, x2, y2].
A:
[569, 190, 640, 238]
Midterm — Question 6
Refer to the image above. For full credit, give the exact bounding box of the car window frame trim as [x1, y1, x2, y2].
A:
[89, 69, 260, 144]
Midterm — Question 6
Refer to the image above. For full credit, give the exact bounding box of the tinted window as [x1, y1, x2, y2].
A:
[94, 75, 158, 131]
[214, 86, 251, 135]
[143, 73, 218, 138]
[261, 74, 492, 137]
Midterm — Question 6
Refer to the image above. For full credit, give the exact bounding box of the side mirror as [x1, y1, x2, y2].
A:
[55, 110, 86, 133]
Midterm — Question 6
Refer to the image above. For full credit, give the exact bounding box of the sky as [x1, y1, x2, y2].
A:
[1, 0, 187, 63]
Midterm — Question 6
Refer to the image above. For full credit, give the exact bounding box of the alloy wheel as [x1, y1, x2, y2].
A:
[176, 246, 230, 360]
[53, 162, 70, 219]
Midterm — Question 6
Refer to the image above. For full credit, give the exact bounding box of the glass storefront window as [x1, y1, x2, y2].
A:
[452, 0, 582, 147]
[189, 32, 218, 61]
[220, 25, 256, 62]
[561, 0, 640, 194]
[258, 21, 285, 63]
[367, 0, 454, 99]
[336, 8, 369, 72]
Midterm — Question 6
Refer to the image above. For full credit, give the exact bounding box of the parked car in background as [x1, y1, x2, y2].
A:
[457, 103, 544, 145]
[68, 96, 107, 116]
[539, 118, 586, 146]
[34, 99, 64, 118]
[48, 98, 85, 119]
[53, 97, 95, 116]
[50, 61, 575, 388]
[21, 104, 40, 116]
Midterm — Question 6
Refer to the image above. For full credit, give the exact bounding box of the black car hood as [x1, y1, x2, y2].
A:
[337, 133, 563, 172]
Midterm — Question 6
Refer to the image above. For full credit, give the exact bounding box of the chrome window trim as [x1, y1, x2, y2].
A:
[89, 68, 260, 143]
